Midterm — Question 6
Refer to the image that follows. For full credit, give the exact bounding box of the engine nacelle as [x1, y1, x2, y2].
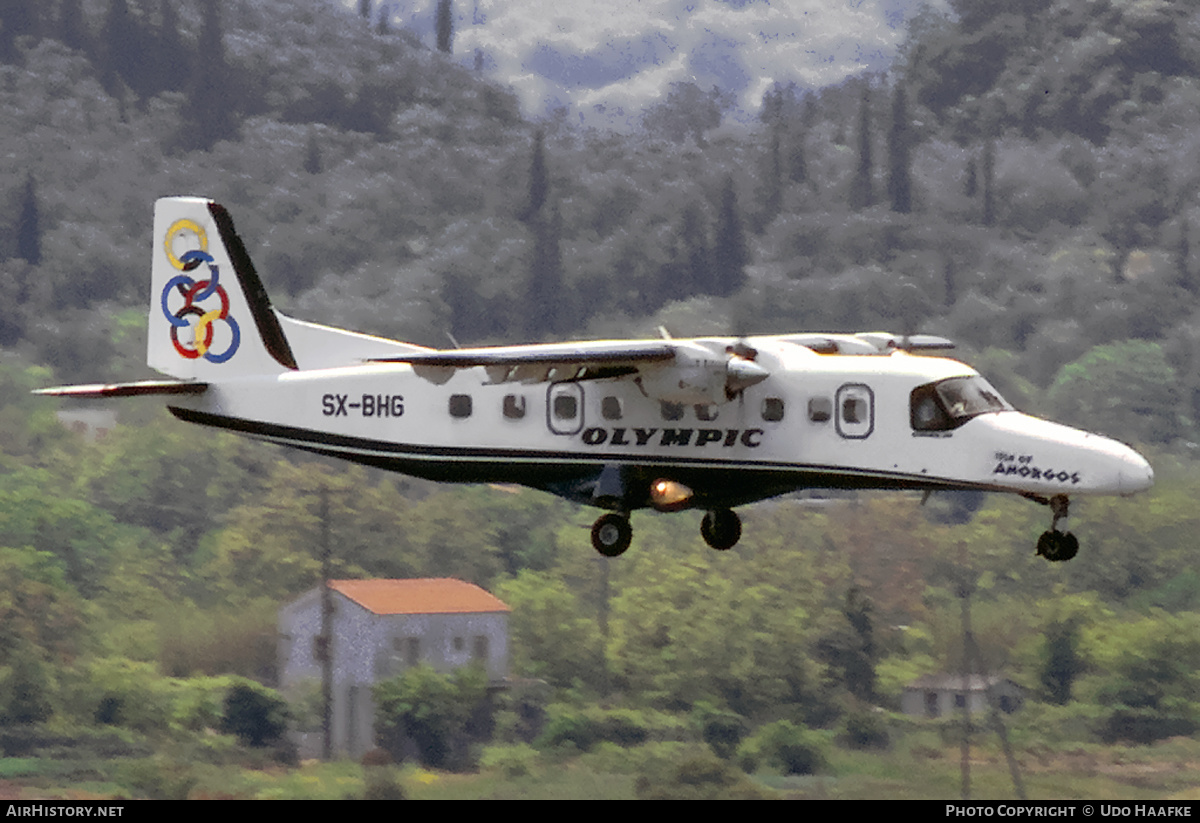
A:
[636, 342, 768, 405]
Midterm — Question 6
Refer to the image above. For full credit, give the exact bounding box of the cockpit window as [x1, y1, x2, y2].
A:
[911, 376, 1011, 431]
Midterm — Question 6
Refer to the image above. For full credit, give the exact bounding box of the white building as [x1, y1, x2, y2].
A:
[278, 578, 510, 757]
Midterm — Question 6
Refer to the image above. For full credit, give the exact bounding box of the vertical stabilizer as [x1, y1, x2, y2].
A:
[149, 197, 297, 380]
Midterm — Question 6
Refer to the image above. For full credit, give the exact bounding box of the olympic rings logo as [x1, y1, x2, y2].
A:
[160, 219, 240, 363]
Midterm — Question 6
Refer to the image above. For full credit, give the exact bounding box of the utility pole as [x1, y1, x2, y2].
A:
[957, 540, 1027, 800]
[319, 485, 334, 761]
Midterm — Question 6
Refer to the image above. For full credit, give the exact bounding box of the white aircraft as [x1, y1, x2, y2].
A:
[38, 197, 1154, 562]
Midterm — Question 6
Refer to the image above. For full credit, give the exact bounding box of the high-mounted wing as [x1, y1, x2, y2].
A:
[372, 339, 769, 405]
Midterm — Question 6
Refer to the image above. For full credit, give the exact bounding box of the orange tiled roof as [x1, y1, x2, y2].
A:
[328, 578, 510, 615]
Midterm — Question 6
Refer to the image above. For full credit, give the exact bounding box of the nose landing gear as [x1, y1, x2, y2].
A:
[1032, 494, 1078, 562]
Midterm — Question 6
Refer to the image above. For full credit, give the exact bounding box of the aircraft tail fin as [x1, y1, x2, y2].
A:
[150, 197, 297, 380]
[151, 197, 431, 378]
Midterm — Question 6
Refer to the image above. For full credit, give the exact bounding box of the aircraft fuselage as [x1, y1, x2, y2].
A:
[166, 336, 1153, 513]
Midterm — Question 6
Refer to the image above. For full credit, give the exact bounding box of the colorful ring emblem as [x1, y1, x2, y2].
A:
[160, 219, 240, 363]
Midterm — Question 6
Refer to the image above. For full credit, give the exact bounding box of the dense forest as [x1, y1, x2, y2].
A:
[1, 0, 1199, 799]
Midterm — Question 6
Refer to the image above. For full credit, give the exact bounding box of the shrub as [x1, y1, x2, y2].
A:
[737, 720, 829, 775]
[634, 745, 773, 800]
[535, 705, 677, 753]
[221, 680, 289, 747]
[373, 665, 488, 770]
[479, 743, 541, 778]
[691, 702, 748, 760]
[838, 710, 890, 750]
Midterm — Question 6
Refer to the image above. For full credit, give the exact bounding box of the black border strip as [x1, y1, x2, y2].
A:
[169, 406, 995, 493]
[208, 202, 298, 371]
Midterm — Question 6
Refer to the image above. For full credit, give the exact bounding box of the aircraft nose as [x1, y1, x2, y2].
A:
[1119, 450, 1154, 495]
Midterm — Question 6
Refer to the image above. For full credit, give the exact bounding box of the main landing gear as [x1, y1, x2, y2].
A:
[701, 508, 741, 551]
[591, 512, 633, 557]
[1031, 493, 1078, 562]
[588, 508, 744, 557]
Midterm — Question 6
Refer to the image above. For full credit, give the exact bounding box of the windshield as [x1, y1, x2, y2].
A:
[911, 376, 1011, 431]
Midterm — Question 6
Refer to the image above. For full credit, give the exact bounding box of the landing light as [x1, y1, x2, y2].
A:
[650, 479, 694, 512]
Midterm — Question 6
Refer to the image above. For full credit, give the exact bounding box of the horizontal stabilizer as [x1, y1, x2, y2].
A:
[33, 380, 209, 398]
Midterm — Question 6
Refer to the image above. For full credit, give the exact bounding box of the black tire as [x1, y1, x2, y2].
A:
[701, 509, 741, 550]
[1037, 530, 1079, 562]
[591, 513, 632, 557]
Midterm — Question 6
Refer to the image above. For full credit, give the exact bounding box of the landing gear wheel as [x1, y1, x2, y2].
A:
[591, 513, 632, 557]
[1036, 530, 1078, 562]
[1033, 494, 1078, 562]
[701, 508, 742, 550]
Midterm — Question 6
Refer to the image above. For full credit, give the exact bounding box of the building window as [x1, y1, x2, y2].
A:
[762, 397, 785, 422]
[601, 396, 623, 420]
[449, 394, 472, 418]
[473, 635, 489, 662]
[405, 637, 420, 667]
[503, 394, 526, 419]
[453, 636, 465, 652]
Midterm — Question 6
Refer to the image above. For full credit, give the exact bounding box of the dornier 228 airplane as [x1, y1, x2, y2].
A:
[38, 197, 1155, 562]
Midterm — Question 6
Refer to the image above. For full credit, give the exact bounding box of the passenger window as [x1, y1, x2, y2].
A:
[762, 397, 785, 422]
[602, 396, 623, 420]
[695, 405, 719, 421]
[548, 383, 584, 435]
[449, 394, 472, 418]
[503, 394, 526, 420]
[660, 401, 685, 421]
[553, 393, 578, 420]
[808, 397, 832, 423]
[835, 384, 873, 439]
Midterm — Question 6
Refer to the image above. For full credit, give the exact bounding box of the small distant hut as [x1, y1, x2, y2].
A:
[901, 673, 1024, 719]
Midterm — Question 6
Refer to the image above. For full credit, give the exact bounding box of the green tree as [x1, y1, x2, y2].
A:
[182, 0, 237, 150]
[1090, 614, 1200, 744]
[711, 176, 748, 298]
[374, 664, 487, 769]
[642, 82, 728, 145]
[15, 173, 40, 265]
[494, 571, 604, 689]
[887, 84, 913, 213]
[524, 201, 564, 338]
[57, 0, 88, 53]
[1047, 340, 1183, 444]
[518, 129, 548, 224]
[1039, 617, 1083, 705]
[436, 0, 453, 54]
[849, 87, 873, 210]
[156, 0, 189, 94]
